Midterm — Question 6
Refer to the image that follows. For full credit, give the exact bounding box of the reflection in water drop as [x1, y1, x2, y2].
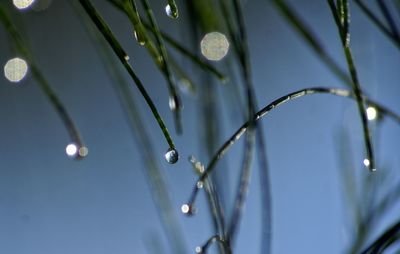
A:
[66, 143, 78, 157]
[366, 106, 377, 121]
[165, 148, 179, 164]
[200, 32, 229, 61]
[165, 3, 179, 19]
[13, 0, 35, 9]
[4, 58, 29, 83]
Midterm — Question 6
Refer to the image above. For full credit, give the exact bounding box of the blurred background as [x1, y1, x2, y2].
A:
[0, 0, 399, 253]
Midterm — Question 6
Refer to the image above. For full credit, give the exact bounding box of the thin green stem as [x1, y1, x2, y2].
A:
[328, 0, 375, 171]
[0, 5, 85, 155]
[139, 0, 183, 134]
[73, 2, 188, 251]
[185, 87, 400, 213]
[78, 0, 176, 150]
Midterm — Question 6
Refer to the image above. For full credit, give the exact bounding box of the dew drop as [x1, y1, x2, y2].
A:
[124, 55, 130, 61]
[169, 96, 176, 111]
[165, 148, 179, 164]
[366, 106, 377, 121]
[363, 158, 370, 167]
[66, 143, 88, 159]
[195, 246, 203, 254]
[66, 143, 78, 158]
[165, 3, 179, 19]
[134, 28, 146, 46]
[78, 146, 89, 158]
[181, 203, 196, 216]
[196, 181, 204, 189]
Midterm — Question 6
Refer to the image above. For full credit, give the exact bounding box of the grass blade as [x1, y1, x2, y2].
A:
[327, 0, 376, 171]
[186, 87, 400, 212]
[78, 0, 177, 155]
[0, 5, 86, 156]
[72, 3, 188, 251]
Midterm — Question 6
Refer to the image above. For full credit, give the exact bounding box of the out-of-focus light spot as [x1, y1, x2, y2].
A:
[4, 58, 28, 83]
[13, 0, 36, 9]
[200, 32, 229, 61]
[66, 143, 78, 157]
[32, 0, 52, 11]
[363, 158, 370, 167]
[366, 106, 377, 121]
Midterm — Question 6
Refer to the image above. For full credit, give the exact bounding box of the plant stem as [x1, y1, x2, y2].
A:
[78, 0, 176, 150]
[186, 87, 400, 213]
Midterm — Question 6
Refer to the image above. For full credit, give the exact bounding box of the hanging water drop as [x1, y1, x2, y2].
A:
[195, 246, 203, 254]
[165, 148, 179, 164]
[196, 181, 204, 189]
[165, 3, 179, 19]
[134, 27, 146, 46]
[181, 203, 195, 216]
[366, 106, 377, 121]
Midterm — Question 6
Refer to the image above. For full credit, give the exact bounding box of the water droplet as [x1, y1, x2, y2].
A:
[181, 203, 196, 216]
[4, 57, 28, 83]
[165, 3, 179, 19]
[66, 143, 88, 159]
[165, 148, 179, 164]
[66, 143, 78, 158]
[78, 146, 89, 158]
[134, 28, 146, 46]
[200, 32, 230, 61]
[196, 181, 204, 189]
[195, 246, 203, 253]
[169, 96, 176, 111]
[366, 106, 377, 121]
[13, 0, 36, 9]
[363, 158, 370, 167]
[124, 55, 130, 61]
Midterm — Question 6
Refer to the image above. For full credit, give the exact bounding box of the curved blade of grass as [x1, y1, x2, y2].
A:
[185, 87, 400, 213]
[354, 0, 400, 49]
[361, 220, 400, 254]
[78, 0, 176, 151]
[138, 0, 183, 134]
[72, 3, 188, 251]
[327, 0, 376, 171]
[0, 5, 85, 153]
